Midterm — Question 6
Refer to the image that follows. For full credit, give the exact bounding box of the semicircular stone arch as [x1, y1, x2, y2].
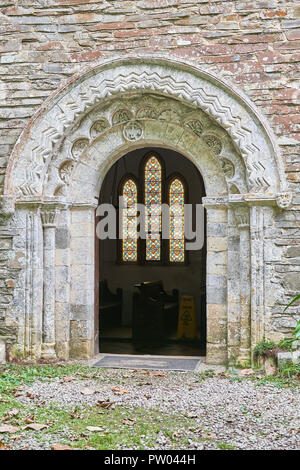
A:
[45, 92, 247, 201]
[1, 56, 292, 366]
[5, 56, 287, 200]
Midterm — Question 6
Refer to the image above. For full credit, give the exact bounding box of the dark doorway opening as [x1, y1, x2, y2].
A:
[96, 147, 206, 357]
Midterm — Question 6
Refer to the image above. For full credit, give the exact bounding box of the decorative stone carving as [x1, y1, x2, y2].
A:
[123, 121, 143, 142]
[59, 160, 75, 184]
[233, 205, 250, 228]
[229, 184, 240, 194]
[19, 161, 44, 196]
[220, 158, 235, 179]
[185, 119, 204, 137]
[158, 109, 181, 123]
[41, 208, 59, 227]
[204, 135, 222, 155]
[90, 119, 109, 139]
[112, 109, 132, 125]
[136, 106, 157, 119]
[246, 160, 270, 192]
[71, 139, 89, 159]
[7, 59, 285, 197]
[54, 185, 66, 197]
[276, 192, 293, 209]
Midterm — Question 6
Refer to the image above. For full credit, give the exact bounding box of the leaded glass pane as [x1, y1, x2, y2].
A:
[122, 179, 137, 262]
[169, 178, 185, 262]
[145, 155, 162, 261]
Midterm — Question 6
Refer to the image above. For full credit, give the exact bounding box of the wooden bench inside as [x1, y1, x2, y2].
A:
[99, 280, 122, 329]
[133, 280, 179, 341]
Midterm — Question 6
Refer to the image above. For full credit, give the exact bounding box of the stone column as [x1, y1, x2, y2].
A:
[250, 204, 265, 351]
[14, 202, 43, 360]
[203, 198, 228, 365]
[55, 207, 71, 360]
[234, 205, 251, 364]
[227, 205, 241, 364]
[69, 204, 96, 359]
[41, 207, 59, 358]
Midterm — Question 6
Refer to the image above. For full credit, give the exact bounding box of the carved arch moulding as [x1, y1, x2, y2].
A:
[3, 55, 290, 212]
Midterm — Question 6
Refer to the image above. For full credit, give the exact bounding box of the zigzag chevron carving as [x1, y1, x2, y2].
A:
[13, 65, 272, 196]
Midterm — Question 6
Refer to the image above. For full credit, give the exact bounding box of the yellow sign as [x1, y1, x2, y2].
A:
[177, 295, 198, 339]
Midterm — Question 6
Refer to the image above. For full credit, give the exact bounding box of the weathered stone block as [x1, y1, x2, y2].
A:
[278, 350, 300, 370]
[55, 228, 70, 249]
[0, 340, 5, 363]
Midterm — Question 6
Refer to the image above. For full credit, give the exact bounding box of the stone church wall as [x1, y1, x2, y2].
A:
[0, 1, 299, 362]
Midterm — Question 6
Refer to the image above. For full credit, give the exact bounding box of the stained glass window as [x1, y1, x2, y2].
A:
[122, 179, 137, 262]
[145, 155, 162, 261]
[169, 178, 185, 262]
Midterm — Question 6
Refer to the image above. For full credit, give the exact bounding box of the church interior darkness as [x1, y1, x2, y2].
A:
[97, 147, 207, 356]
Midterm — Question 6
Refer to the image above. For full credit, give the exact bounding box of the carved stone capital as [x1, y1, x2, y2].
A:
[276, 192, 293, 210]
[233, 205, 250, 228]
[41, 206, 59, 228]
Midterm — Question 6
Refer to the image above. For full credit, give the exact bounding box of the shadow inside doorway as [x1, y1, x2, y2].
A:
[100, 338, 205, 357]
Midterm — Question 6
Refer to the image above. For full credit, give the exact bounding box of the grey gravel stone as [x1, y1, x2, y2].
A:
[10, 369, 300, 450]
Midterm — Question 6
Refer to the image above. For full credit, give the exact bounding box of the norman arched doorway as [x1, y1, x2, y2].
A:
[97, 147, 206, 356]
[2, 56, 289, 366]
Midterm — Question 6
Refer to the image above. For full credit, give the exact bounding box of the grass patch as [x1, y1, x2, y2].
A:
[0, 363, 117, 396]
[0, 399, 197, 450]
[252, 374, 299, 389]
[217, 442, 236, 450]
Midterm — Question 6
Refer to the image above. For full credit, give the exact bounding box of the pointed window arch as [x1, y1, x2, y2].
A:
[119, 152, 187, 264]
[169, 177, 185, 263]
[144, 154, 162, 262]
[121, 178, 138, 262]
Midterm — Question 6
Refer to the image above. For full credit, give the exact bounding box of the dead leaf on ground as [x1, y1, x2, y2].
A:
[172, 430, 183, 439]
[70, 410, 83, 419]
[0, 441, 11, 450]
[26, 392, 39, 399]
[0, 424, 19, 434]
[61, 377, 73, 383]
[202, 431, 216, 439]
[80, 388, 96, 396]
[24, 423, 48, 431]
[0, 397, 8, 403]
[137, 382, 152, 386]
[51, 444, 72, 450]
[3, 409, 20, 420]
[189, 427, 203, 434]
[151, 371, 166, 377]
[122, 418, 136, 426]
[238, 368, 254, 376]
[8, 435, 22, 441]
[97, 400, 113, 409]
[112, 387, 130, 395]
[24, 416, 35, 424]
[86, 426, 104, 432]
[186, 412, 198, 419]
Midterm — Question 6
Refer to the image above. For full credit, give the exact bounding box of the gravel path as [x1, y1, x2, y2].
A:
[8, 369, 300, 450]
